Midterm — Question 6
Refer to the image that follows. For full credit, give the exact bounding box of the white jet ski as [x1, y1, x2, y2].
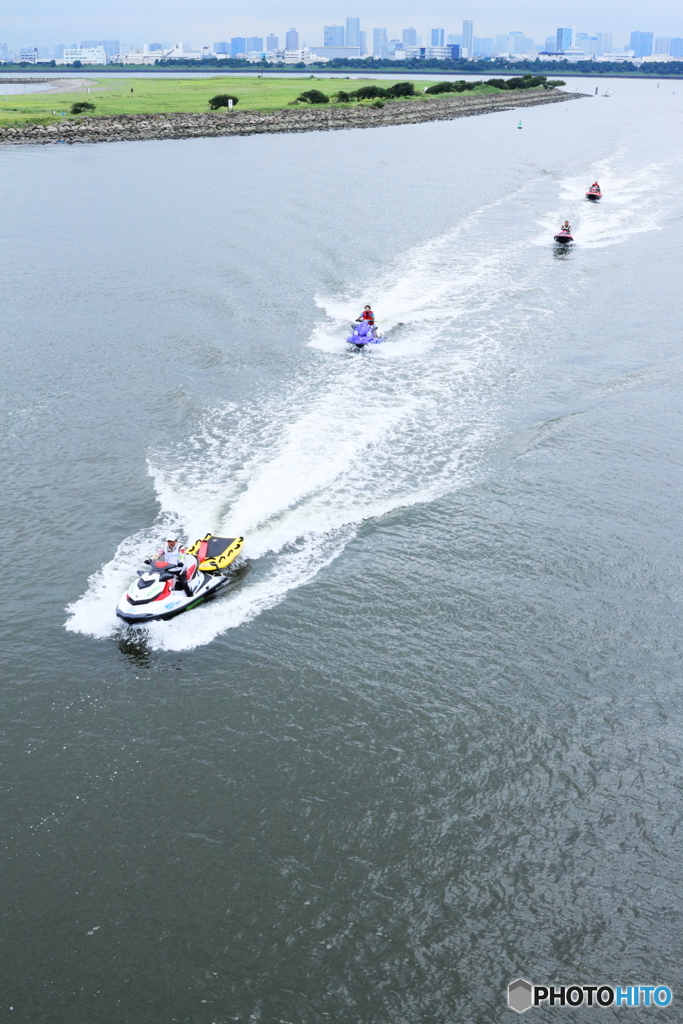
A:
[116, 534, 244, 624]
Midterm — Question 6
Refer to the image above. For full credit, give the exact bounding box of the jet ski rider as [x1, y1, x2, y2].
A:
[561, 220, 571, 234]
[159, 535, 183, 565]
[151, 535, 198, 597]
[356, 305, 375, 325]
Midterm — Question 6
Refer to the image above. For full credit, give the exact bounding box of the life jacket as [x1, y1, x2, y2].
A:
[361, 310, 374, 322]
[158, 543, 185, 566]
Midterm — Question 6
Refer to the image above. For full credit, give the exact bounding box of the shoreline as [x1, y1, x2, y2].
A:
[0, 89, 585, 145]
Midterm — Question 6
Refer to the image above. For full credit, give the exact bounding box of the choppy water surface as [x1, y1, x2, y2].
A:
[2, 78, 683, 1022]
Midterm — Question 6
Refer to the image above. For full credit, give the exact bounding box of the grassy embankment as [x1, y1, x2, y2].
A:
[0, 76, 514, 128]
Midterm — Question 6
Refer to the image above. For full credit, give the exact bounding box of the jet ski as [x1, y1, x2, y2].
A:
[116, 534, 244, 623]
[585, 185, 602, 200]
[347, 321, 384, 348]
[554, 229, 573, 243]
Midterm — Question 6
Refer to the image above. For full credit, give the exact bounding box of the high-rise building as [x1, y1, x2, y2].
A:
[575, 32, 591, 52]
[654, 37, 670, 54]
[495, 34, 510, 52]
[448, 34, 462, 45]
[373, 27, 388, 57]
[267, 35, 278, 50]
[230, 37, 246, 56]
[80, 38, 119, 56]
[285, 28, 299, 50]
[670, 38, 683, 57]
[246, 37, 264, 52]
[543, 36, 556, 52]
[359, 31, 367, 55]
[214, 42, 229, 54]
[462, 20, 473, 56]
[473, 37, 494, 56]
[629, 31, 653, 57]
[402, 27, 417, 47]
[556, 26, 572, 51]
[346, 18, 361, 49]
[595, 32, 612, 55]
[324, 26, 345, 46]
[507, 31, 524, 52]
[431, 28, 444, 47]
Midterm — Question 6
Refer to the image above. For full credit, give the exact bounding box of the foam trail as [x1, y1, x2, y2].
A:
[68, 162, 680, 651]
[533, 158, 678, 248]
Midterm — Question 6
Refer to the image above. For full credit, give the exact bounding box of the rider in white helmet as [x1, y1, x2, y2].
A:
[159, 535, 183, 566]
[154, 535, 198, 595]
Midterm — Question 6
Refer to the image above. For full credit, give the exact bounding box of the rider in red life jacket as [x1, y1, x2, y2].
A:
[356, 305, 375, 325]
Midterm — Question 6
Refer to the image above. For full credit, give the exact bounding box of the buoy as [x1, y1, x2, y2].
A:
[517, 119, 522, 129]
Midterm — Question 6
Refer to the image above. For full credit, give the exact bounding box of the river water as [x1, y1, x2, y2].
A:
[2, 77, 683, 1022]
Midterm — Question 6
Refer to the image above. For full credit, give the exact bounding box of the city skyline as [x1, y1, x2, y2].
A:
[5, 22, 682, 63]
[3, 0, 683, 48]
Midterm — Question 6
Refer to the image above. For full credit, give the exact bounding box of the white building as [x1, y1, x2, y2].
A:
[120, 49, 161, 64]
[19, 48, 39, 63]
[62, 46, 107, 65]
[309, 46, 361, 60]
[273, 48, 315, 64]
[118, 43, 201, 63]
[403, 45, 452, 60]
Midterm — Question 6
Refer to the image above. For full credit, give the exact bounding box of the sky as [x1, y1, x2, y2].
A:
[2, 0, 681, 48]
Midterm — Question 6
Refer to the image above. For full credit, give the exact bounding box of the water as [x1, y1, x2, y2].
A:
[0, 82, 53, 94]
[2, 77, 683, 1021]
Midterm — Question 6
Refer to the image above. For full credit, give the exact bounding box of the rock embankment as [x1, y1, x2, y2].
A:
[0, 89, 585, 145]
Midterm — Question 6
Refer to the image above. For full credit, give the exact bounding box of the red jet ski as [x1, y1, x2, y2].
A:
[554, 229, 573, 243]
[585, 184, 602, 200]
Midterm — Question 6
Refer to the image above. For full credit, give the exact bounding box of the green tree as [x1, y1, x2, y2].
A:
[295, 89, 329, 104]
[208, 94, 239, 109]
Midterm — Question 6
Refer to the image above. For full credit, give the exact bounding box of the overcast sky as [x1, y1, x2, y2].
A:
[3, 0, 681, 48]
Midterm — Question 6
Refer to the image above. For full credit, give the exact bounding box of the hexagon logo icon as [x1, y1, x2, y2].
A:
[508, 978, 533, 1013]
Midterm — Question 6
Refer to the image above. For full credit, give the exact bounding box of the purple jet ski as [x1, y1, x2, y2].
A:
[346, 321, 384, 348]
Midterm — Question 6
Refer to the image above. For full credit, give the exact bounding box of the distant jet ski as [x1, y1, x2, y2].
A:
[116, 534, 243, 623]
[346, 321, 384, 348]
[585, 184, 602, 200]
[554, 229, 573, 243]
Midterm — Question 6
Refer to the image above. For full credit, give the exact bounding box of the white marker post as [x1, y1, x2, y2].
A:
[228, 98, 233, 113]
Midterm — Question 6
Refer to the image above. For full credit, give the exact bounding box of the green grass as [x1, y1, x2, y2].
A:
[0, 76, 510, 128]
